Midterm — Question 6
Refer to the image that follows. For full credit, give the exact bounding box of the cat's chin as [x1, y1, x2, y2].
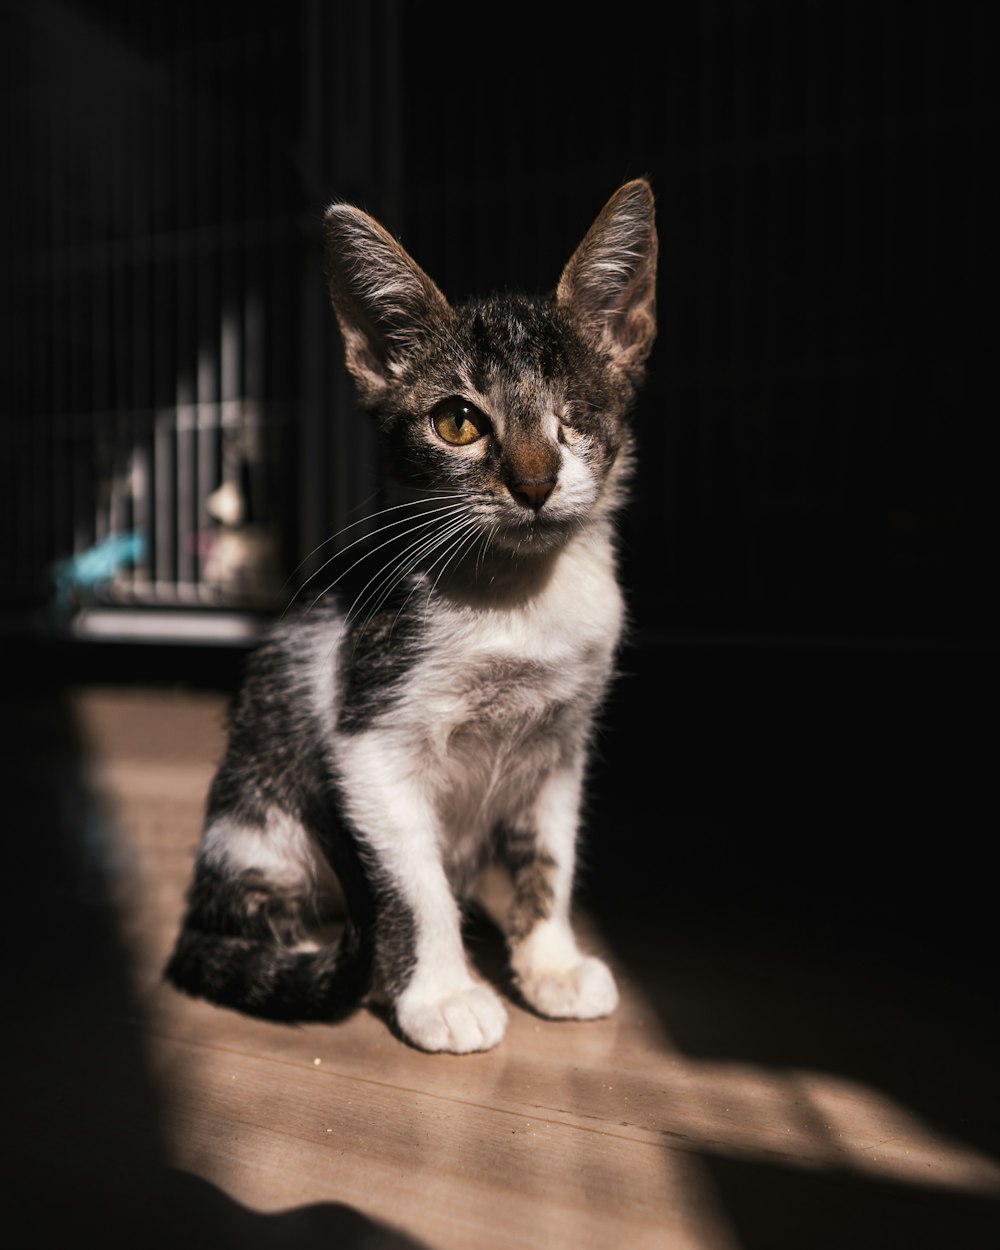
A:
[491, 513, 583, 555]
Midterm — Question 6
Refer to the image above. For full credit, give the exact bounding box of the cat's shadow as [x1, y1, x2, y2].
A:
[461, 899, 518, 996]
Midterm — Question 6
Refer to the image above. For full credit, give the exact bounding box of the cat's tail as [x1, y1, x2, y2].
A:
[163, 866, 373, 1022]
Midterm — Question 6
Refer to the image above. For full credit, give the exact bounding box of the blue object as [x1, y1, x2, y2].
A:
[52, 531, 147, 612]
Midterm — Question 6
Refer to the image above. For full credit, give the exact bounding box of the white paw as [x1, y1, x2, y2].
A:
[395, 983, 508, 1054]
[517, 956, 618, 1020]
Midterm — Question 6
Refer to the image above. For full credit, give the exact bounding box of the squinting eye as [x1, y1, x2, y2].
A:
[560, 404, 590, 429]
[431, 399, 490, 446]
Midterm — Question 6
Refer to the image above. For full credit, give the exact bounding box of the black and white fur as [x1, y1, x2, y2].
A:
[165, 180, 658, 1053]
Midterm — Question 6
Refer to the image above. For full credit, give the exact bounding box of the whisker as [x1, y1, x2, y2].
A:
[323, 508, 469, 666]
[341, 500, 469, 623]
[424, 519, 483, 607]
[300, 502, 468, 619]
[279, 488, 381, 590]
[348, 512, 470, 639]
[475, 523, 498, 581]
[382, 510, 496, 632]
[383, 518, 475, 635]
[280, 493, 465, 618]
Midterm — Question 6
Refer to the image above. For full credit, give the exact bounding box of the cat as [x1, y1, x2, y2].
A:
[164, 179, 658, 1053]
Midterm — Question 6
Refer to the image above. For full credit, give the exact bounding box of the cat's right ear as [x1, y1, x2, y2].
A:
[323, 205, 451, 403]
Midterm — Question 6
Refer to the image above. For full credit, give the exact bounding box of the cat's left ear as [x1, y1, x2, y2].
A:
[556, 179, 658, 382]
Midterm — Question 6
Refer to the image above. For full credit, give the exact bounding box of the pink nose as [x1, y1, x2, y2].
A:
[509, 478, 556, 511]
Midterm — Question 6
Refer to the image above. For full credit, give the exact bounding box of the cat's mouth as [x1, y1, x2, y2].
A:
[492, 506, 581, 553]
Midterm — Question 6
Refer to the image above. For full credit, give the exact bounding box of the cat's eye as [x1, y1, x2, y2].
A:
[431, 399, 490, 446]
[560, 403, 593, 430]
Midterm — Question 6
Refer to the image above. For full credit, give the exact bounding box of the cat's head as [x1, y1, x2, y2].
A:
[322, 181, 657, 556]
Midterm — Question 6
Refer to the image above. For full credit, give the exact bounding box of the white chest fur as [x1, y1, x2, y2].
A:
[405, 529, 621, 746]
[329, 529, 624, 875]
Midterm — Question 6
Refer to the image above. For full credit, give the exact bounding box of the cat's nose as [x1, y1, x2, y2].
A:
[509, 478, 556, 511]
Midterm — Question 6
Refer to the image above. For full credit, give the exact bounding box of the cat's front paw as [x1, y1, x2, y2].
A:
[516, 955, 618, 1020]
[395, 982, 508, 1054]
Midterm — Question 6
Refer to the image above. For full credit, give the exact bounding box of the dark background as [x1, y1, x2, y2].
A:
[1, 0, 991, 639]
[1, 4, 997, 1247]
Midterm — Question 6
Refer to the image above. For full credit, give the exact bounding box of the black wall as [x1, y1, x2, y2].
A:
[1, 0, 991, 642]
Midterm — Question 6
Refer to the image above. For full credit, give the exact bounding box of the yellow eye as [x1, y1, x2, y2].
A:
[431, 400, 489, 446]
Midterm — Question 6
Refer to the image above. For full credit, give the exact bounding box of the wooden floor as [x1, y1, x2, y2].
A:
[5, 672, 1000, 1249]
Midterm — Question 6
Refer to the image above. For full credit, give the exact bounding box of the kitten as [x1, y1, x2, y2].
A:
[165, 180, 658, 1053]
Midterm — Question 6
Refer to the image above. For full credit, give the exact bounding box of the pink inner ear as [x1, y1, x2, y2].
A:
[560, 254, 658, 375]
[555, 181, 658, 375]
[339, 320, 393, 402]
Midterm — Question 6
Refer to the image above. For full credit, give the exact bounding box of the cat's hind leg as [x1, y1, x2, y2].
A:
[165, 807, 369, 1020]
[502, 765, 619, 1021]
